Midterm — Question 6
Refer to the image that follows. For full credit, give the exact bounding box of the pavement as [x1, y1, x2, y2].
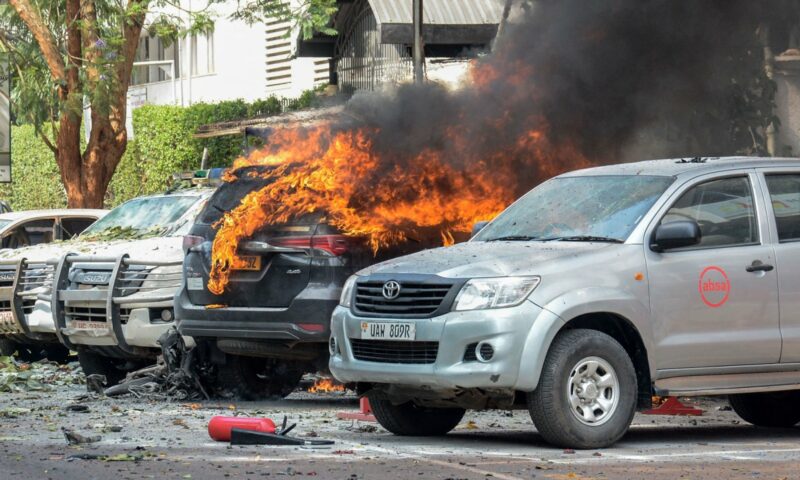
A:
[2, 370, 800, 479]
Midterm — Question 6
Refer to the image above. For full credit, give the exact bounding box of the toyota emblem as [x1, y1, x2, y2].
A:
[382, 281, 401, 300]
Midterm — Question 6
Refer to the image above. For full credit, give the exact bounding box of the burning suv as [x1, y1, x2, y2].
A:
[0, 209, 108, 361]
[175, 166, 438, 399]
[331, 157, 800, 449]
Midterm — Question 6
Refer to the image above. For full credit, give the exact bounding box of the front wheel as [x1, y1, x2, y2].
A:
[528, 329, 638, 449]
[368, 394, 465, 436]
[77, 350, 129, 386]
[729, 391, 800, 428]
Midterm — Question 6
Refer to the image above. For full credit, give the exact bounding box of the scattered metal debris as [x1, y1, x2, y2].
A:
[62, 427, 101, 445]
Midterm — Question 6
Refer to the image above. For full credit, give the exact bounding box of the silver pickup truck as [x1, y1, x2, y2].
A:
[330, 156, 800, 449]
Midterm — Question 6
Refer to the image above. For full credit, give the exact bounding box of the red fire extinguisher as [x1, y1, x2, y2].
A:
[208, 416, 277, 442]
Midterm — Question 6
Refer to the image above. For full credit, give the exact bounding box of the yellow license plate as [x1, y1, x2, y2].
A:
[233, 255, 262, 271]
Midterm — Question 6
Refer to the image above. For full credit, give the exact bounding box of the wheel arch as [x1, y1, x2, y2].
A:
[560, 312, 653, 410]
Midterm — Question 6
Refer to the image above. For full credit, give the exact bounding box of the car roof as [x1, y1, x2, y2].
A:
[559, 156, 800, 179]
[0, 209, 108, 222]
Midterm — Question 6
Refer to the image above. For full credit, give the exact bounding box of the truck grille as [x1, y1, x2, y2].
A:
[66, 306, 107, 323]
[350, 339, 439, 364]
[354, 281, 454, 317]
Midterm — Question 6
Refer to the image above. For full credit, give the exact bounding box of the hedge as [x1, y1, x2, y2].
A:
[0, 92, 319, 210]
[0, 124, 67, 210]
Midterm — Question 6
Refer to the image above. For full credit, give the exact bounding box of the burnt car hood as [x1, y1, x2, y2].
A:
[0, 237, 183, 263]
[358, 241, 617, 278]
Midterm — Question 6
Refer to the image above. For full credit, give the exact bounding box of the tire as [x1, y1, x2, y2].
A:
[0, 338, 45, 362]
[527, 329, 638, 449]
[213, 356, 305, 400]
[43, 344, 71, 364]
[77, 350, 128, 386]
[729, 391, 800, 428]
[367, 394, 466, 436]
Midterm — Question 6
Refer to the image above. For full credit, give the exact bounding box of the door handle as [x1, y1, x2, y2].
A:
[746, 261, 774, 273]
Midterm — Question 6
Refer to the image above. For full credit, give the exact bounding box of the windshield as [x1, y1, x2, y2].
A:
[80, 195, 202, 240]
[474, 175, 674, 242]
[0, 220, 12, 233]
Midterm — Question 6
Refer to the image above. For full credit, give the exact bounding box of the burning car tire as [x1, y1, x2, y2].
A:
[214, 355, 304, 401]
[729, 391, 800, 428]
[527, 329, 637, 449]
[367, 394, 466, 436]
[77, 350, 129, 387]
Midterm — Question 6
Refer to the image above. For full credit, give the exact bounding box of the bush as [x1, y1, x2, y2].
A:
[2, 91, 322, 210]
[0, 124, 67, 210]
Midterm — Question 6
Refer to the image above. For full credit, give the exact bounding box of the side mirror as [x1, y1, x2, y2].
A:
[651, 221, 701, 252]
[471, 221, 490, 238]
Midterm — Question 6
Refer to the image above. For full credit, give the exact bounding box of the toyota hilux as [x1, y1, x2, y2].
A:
[330, 156, 800, 449]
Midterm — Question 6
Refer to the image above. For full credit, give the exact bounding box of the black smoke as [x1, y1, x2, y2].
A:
[322, 0, 800, 199]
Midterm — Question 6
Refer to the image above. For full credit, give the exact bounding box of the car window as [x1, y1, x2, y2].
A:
[60, 217, 98, 239]
[662, 176, 758, 248]
[3, 218, 56, 248]
[473, 175, 674, 242]
[765, 174, 800, 242]
[80, 195, 201, 239]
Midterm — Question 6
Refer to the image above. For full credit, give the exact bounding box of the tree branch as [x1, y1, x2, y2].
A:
[8, 0, 67, 84]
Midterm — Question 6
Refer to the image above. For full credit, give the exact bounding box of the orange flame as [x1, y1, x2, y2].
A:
[308, 377, 346, 393]
[206, 57, 592, 295]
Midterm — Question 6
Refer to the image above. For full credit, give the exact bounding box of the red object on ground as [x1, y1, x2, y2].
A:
[208, 416, 277, 441]
[642, 396, 704, 416]
[336, 397, 377, 422]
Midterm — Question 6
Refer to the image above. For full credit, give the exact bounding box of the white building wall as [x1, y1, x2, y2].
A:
[128, 0, 330, 112]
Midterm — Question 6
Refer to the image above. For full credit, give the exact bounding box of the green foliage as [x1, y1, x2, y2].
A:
[0, 124, 66, 210]
[107, 92, 320, 206]
[229, 0, 338, 39]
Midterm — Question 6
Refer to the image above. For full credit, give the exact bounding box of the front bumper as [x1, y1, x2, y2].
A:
[330, 300, 552, 391]
[54, 254, 187, 357]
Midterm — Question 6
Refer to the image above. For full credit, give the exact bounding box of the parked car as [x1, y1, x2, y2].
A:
[329, 156, 800, 449]
[175, 165, 444, 399]
[53, 181, 218, 385]
[0, 209, 108, 361]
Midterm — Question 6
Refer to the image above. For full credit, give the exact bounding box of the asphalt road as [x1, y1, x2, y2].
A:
[2, 381, 800, 480]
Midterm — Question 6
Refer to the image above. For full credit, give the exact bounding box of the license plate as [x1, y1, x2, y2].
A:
[0, 311, 14, 324]
[71, 321, 109, 331]
[361, 322, 416, 341]
[233, 255, 262, 271]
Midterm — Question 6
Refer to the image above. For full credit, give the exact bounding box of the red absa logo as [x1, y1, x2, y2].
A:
[698, 266, 730, 308]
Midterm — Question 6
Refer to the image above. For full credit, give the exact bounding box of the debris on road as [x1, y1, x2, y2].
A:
[0, 356, 84, 393]
[62, 427, 101, 445]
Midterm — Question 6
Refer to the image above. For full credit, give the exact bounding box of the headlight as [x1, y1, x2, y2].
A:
[453, 276, 541, 311]
[340, 275, 358, 307]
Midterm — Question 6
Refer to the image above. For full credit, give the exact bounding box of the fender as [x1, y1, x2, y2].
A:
[515, 287, 656, 391]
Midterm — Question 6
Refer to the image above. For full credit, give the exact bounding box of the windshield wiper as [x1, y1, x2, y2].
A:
[486, 235, 540, 242]
[544, 235, 624, 243]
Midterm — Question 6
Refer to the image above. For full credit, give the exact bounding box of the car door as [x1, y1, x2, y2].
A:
[758, 169, 800, 363]
[645, 171, 781, 370]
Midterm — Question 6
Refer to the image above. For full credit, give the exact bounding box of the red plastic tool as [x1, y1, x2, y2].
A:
[336, 397, 377, 422]
[642, 396, 704, 416]
[208, 416, 277, 441]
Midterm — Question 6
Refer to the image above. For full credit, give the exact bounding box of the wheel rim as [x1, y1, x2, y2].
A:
[567, 356, 620, 426]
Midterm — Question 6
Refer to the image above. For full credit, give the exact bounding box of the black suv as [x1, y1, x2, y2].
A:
[175, 166, 444, 399]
